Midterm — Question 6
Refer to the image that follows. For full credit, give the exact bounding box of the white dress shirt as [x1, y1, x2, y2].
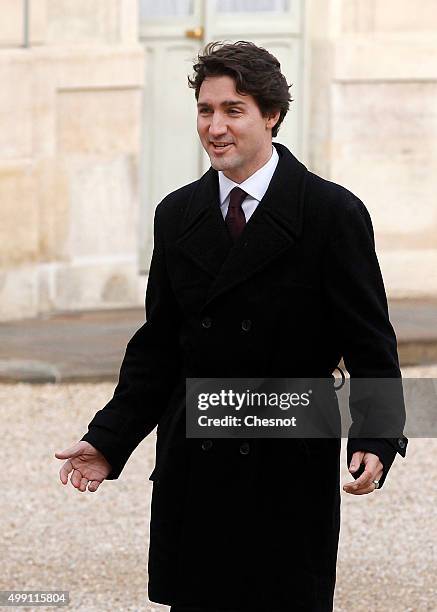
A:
[218, 145, 279, 222]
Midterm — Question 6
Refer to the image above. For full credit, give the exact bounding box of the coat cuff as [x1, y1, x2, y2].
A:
[346, 436, 408, 489]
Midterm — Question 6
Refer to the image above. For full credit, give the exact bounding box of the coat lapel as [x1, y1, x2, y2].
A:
[175, 166, 232, 279]
[176, 142, 308, 306]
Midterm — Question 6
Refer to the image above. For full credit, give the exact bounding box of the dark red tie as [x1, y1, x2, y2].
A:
[225, 187, 247, 241]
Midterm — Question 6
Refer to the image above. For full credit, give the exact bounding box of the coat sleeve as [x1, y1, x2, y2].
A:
[324, 192, 408, 488]
[80, 203, 182, 479]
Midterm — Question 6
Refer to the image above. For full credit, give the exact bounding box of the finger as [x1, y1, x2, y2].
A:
[349, 451, 364, 473]
[371, 469, 383, 490]
[343, 477, 374, 494]
[375, 468, 383, 481]
[79, 477, 88, 492]
[343, 471, 373, 493]
[349, 466, 375, 490]
[343, 481, 357, 493]
[54, 444, 81, 460]
[362, 455, 381, 470]
[346, 483, 376, 495]
[59, 459, 73, 485]
[70, 469, 83, 489]
[352, 455, 382, 488]
[88, 480, 100, 493]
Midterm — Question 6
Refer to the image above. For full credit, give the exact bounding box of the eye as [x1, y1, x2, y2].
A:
[198, 108, 211, 115]
[228, 109, 241, 115]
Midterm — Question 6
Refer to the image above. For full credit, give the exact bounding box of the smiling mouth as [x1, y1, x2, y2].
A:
[211, 142, 233, 151]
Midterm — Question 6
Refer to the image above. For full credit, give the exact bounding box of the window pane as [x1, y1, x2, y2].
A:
[139, 0, 194, 19]
[216, 0, 290, 13]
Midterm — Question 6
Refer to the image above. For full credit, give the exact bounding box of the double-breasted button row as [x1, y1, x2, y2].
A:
[200, 440, 251, 455]
[201, 317, 252, 331]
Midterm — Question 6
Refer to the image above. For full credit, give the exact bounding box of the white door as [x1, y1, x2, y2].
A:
[138, 0, 205, 267]
[139, 0, 305, 268]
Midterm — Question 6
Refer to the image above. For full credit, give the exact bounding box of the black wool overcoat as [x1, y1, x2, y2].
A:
[82, 142, 408, 612]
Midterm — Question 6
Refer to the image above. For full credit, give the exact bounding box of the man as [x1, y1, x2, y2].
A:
[55, 41, 408, 611]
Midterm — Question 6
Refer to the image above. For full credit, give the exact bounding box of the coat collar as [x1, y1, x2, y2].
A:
[175, 142, 308, 307]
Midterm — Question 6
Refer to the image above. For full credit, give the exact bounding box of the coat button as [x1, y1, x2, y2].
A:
[397, 438, 406, 449]
[241, 319, 252, 332]
[239, 442, 250, 455]
[201, 439, 213, 451]
[201, 317, 212, 329]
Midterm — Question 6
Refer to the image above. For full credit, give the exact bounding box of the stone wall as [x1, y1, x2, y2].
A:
[0, 1, 145, 320]
[308, 0, 437, 298]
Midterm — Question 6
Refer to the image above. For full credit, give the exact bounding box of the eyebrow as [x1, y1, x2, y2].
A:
[197, 100, 247, 108]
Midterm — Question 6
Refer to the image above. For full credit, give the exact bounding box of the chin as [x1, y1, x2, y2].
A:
[210, 158, 228, 171]
[212, 156, 238, 172]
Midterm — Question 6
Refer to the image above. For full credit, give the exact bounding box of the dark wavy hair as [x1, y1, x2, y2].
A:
[188, 40, 292, 138]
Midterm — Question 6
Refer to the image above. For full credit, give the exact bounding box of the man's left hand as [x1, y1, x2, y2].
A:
[343, 451, 383, 495]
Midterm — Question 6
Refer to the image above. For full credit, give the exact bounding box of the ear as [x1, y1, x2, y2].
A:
[266, 110, 281, 130]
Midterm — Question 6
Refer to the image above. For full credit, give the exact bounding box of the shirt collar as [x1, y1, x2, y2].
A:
[218, 145, 279, 205]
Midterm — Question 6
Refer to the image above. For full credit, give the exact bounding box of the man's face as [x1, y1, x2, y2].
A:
[197, 75, 279, 183]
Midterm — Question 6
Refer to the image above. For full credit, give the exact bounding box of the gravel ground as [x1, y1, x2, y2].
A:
[1, 365, 436, 611]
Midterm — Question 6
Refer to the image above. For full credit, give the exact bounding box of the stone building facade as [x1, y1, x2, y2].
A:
[0, 0, 436, 320]
[0, 0, 144, 320]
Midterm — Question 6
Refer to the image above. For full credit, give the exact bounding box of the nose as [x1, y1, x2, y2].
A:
[208, 113, 227, 138]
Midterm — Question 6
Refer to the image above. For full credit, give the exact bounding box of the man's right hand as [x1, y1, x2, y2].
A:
[55, 441, 112, 492]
